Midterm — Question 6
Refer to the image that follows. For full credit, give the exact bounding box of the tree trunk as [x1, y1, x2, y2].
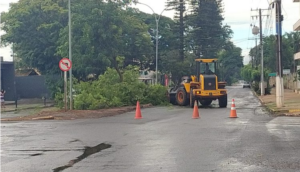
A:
[179, 0, 185, 61]
[113, 58, 123, 82]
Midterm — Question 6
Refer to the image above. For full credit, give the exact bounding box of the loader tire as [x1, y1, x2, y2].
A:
[169, 94, 177, 105]
[199, 100, 212, 106]
[176, 88, 188, 106]
[218, 94, 227, 108]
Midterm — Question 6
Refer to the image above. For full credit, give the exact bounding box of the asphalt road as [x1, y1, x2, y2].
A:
[1, 86, 300, 172]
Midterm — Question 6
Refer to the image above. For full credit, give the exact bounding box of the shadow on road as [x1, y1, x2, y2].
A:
[52, 143, 111, 172]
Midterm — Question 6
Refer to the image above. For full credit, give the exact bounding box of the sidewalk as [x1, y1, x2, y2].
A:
[1, 98, 55, 119]
[257, 88, 300, 116]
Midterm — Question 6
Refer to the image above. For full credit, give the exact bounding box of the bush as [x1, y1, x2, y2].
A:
[71, 66, 168, 110]
[141, 84, 169, 106]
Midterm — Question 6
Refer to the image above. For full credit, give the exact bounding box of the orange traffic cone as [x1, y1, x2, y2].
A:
[229, 99, 238, 118]
[192, 100, 200, 119]
[135, 101, 142, 119]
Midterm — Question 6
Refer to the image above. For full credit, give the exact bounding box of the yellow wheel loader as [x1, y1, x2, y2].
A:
[169, 59, 227, 108]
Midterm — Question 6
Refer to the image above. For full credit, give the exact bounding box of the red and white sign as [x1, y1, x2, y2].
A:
[59, 58, 72, 72]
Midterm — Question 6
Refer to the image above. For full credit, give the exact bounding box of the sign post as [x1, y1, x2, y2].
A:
[64, 71, 67, 111]
[59, 58, 72, 111]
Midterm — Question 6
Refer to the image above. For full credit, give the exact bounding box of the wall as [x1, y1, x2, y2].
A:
[0, 62, 16, 101]
[15, 75, 60, 99]
[269, 73, 299, 90]
[283, 74, 296, 89]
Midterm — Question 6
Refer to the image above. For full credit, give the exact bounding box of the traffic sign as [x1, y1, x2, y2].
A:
[59, 58, 72, 72]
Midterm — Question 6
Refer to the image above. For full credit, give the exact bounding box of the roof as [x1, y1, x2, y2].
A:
[195, 59, 218, 63]
[15, 68, 41, 76]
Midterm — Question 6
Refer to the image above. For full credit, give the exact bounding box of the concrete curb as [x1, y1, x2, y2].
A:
[250, 89, 299, 116]
[276, 113, 300, 117]
[1, 104, 154, 121]
[251, 90, 264, 104]
[289, 109, 300, 113]
[32, 116, 55, 120]
[1, 109, 16, 113]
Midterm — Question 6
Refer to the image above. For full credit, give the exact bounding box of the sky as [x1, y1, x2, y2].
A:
[0, 0, 299, 64]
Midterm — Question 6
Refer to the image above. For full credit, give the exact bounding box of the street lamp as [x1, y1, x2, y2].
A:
[252, 25, 259, 68]
[133, 1, 184, 84]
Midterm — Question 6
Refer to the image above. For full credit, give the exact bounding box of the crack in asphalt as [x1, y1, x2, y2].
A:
[52, 143, 112, 172]
[30, 153, 43, 156]
[69, 139, 81, 143]
[10, 149, 84, 152]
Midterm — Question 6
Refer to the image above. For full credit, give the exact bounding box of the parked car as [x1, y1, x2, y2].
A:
[242, 81, 251, 88]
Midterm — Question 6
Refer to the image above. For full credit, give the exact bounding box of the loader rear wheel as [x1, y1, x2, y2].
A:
[169, 94, 177, 105]
[176, 88, 188, 106]
[169, 87, 177, 105]
[219, 94, 227, 108]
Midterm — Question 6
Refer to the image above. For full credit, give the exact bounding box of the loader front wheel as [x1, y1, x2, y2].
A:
[218, 94, 227, 108]
[176, 88, 188, 106]
[199, 100, 212, 106]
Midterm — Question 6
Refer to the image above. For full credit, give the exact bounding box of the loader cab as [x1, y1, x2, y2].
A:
[195, 59, 217, 81]
[200, 62, 216, 75]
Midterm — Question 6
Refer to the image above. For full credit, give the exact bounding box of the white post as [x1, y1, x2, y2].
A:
[64, 71, 67, 112]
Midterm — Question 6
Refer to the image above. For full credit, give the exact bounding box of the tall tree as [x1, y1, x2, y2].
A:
[249, 32, 300, 73]
[1, 0, 67, 75]
[187, 0, 225, 59]
[1, 0, 153, 81]
[130, 9, 177, 71]
[57, 0, 153, 81]
[218, 41, 244, 85]
[166, 0, 187, 61]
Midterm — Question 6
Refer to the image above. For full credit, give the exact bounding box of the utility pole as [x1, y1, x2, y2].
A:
[251, 8, 269, 96]
[273, 0, 284, 107]
[259, 9, 264, 96]
[68, 0, 73, 110]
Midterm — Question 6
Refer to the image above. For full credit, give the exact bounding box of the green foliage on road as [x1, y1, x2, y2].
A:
[71, 66, 169, 110]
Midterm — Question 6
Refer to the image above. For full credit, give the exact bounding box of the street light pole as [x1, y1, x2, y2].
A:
[275, 0, 284, 107]
[68, 0, 73, 110]
[259, 9, 264, 96]
[155, 19, 159, 84]
[134, 1, 184, 84]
